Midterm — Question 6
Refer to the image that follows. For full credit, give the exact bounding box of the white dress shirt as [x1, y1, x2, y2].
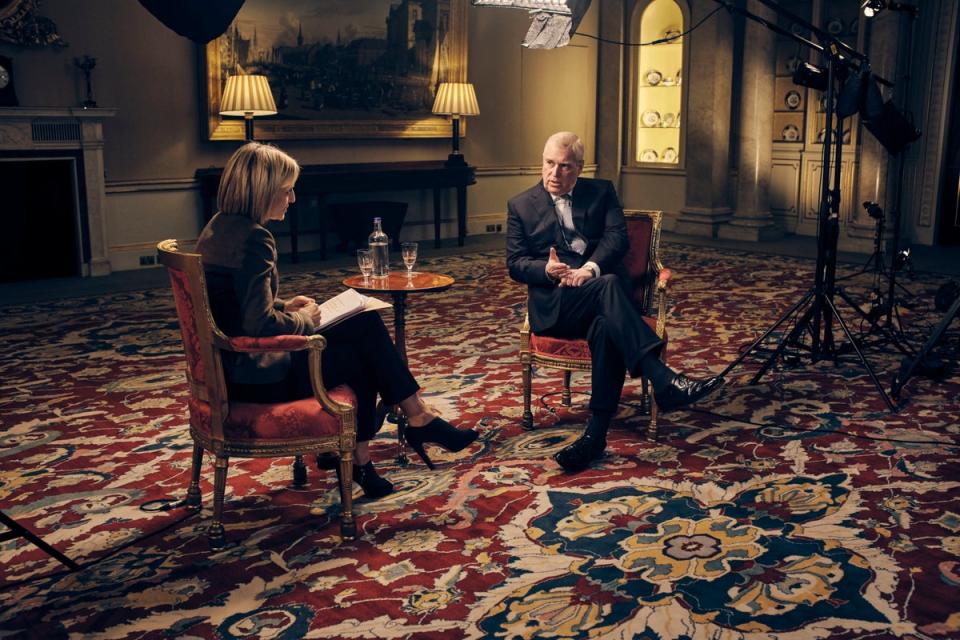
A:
[549, 190, 600, 280]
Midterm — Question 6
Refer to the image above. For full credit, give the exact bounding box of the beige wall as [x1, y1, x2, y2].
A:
[0, 0, 600, 270]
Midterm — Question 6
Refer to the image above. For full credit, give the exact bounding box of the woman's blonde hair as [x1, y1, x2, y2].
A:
[217, 142, 300, 224]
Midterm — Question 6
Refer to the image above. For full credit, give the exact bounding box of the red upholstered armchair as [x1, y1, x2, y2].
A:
[158, 239, 357, 548]
[519, 210, 671, 440]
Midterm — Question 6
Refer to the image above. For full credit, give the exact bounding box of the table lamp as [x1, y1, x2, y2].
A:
[431, 82, 479, 165]
[219, 74, 277, 141]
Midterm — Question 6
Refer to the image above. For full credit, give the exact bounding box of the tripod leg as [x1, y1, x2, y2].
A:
[835, 287, 914, 357]
[891, 294, 960, 400]
[718, 289, 815, 379]
[751, 297, 818, 384]
[823, 296, 896, 411]
[0, 510, 79, 570]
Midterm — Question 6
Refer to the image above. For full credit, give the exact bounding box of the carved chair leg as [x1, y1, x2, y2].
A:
[522, 360, 534, 430]
[338, 457, 356, 541]
[647, 398, 659, 442]
[292, 455, 307, 487]
[562, 370, 572, 406]
[185, 443, 203, 510]
[209, 455, 229, 550]
[641, 377, 650, 415]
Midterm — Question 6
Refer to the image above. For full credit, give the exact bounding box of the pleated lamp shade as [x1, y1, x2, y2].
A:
[219, 75, 277, 117]
[431, 82, 480, 118]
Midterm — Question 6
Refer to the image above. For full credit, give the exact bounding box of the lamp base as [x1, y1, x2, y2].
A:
[445, 152, 467, 166]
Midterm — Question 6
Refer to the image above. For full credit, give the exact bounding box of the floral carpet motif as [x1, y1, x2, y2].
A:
[1, 245, 959, 639]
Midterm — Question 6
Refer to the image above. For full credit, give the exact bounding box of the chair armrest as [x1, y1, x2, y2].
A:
[217, 333, 353, 416]
[222, 334, 312, 353]
[655, 269, 672, 338]
[519, 311, 531, 353]
[656, 268, 672, 290]
[304, 337, 355, 416]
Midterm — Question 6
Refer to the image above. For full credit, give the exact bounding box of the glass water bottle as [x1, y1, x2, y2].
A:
[368, 217, 390, 277]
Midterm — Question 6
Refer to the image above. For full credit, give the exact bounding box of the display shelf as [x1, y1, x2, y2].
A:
[634, 0, 685, 165]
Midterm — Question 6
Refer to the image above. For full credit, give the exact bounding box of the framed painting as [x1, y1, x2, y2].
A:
[202, 0, 468, 141]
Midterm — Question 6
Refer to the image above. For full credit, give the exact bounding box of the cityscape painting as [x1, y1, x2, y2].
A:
[202, 0, 467, 140]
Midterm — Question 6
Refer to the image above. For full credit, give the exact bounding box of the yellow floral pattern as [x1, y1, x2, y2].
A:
[556, 495, 663, 541]
[727, 553, 844, 615]
[617, 516, 764, 582]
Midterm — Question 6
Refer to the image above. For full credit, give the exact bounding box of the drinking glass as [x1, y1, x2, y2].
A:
[357, 249, 374, 283]
[401, 242, 418, 278]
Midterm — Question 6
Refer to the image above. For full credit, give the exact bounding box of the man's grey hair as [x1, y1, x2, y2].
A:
[544, 131, 584, 165]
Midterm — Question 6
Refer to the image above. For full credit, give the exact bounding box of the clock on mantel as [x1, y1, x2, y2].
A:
[0, 55, 18, 106]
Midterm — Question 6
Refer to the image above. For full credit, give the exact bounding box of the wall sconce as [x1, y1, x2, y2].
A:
[431, 82, 480, 166]
[219, 74, 277, 141]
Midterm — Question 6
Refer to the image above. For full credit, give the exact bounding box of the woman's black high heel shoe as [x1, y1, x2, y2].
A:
[404, 418, 478, 470]
[353, 461, 393, 499]
[317, 454, 393, 500]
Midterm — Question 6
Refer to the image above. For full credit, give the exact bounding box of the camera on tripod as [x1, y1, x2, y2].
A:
[863, 201, 884, 220]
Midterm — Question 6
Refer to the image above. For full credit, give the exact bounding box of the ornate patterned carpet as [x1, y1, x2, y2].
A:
[1, 245, 958, 639]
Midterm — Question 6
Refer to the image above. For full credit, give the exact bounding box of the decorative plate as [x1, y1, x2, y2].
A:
[661, 76, 676, 86]
[641, 110, 661, 127]
[645, 69, 663, 86]
[785, 90, 802, 110]
[640, 149, 659, 163]
[663, 26, 681, 40]
[781, 124, 800, 141]
[826, 18, 843, 35]
[662, 147, 678, 163]
[661, 113, 675, 127]
[842, 128, 851, 144]
[817, 128, 827, 143]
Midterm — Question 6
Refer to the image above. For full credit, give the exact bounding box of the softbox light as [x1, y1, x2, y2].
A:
[863, 100, 921, 154]
[472, 0, 592, 49]
[138, 0, 245, 44]
[793, 62, 829, 91]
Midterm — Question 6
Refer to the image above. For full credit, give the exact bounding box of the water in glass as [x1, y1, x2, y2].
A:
[357, 249, 374, 282]
[401, 242, 417, 277]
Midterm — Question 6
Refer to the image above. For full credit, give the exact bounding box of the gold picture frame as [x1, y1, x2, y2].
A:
[202, 0, 467, 141]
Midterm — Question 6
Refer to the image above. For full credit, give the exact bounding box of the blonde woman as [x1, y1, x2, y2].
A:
[196, 142, 477, 499]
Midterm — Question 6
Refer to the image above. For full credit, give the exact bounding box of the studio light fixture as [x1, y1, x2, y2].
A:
[861, 0, 885, 17]
[792, 61, 829, 92]
[861, 0, 919, 17]
[471, 0, 591, 49]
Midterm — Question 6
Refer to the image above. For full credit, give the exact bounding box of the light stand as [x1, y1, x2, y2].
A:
[832, 2, 921, 360]
[874, 2, 919, 336]
[712, 0, 898, 411]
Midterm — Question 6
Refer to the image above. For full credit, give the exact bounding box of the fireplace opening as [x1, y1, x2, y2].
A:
[1, 158, 83, 282]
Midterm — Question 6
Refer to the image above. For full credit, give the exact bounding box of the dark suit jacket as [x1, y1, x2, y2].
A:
[195, 213, 315, 384]
[506, 177, 628, 332]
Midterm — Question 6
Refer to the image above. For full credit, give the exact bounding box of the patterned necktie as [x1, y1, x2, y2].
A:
[555, 194, 586, 255]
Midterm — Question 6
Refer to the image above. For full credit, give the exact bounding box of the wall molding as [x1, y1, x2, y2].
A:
[106, 178, 199, 194]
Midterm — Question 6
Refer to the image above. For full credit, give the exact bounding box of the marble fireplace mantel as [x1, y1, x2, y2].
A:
[0, 107, 117, 276]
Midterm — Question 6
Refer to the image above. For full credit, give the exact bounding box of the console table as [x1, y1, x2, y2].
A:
[196, 160, 476, 262]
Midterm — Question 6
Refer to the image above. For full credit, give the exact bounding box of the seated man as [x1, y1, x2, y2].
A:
[506, 131, 724, 472]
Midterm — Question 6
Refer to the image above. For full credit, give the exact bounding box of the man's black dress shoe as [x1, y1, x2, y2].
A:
[554, 432, 607, 473]
[655, 374, 724, 412]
